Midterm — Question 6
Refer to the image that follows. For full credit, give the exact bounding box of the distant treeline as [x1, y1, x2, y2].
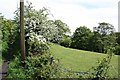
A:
[60, 23, 120, 55]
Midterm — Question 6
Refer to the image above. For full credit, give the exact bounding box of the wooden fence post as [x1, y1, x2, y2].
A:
[20, 0, 26, 61]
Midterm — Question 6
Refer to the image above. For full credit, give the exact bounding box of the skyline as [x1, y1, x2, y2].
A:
[0, 0, 119, 33]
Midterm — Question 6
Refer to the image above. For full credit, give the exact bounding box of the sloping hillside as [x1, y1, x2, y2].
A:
[50, 44, 119, 77]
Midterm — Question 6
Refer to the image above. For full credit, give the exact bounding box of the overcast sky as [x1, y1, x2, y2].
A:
[0, 0, 119, 33]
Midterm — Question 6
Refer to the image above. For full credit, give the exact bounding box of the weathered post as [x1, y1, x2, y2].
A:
[20, 0, 26, 61]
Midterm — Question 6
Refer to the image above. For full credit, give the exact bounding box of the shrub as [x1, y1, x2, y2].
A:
[0, 17, 18, 59]
[114, 45, 120, 55]
[25, 53, 60, 78]
[87, 49, 113, 79]
[7, 52, 61, 79]
[7, 56, 27, 78]
[7, 31, 61, 79]
[60, 36, 71, 47]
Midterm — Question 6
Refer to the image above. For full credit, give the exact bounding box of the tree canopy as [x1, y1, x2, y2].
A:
[71, 26, 93, 51]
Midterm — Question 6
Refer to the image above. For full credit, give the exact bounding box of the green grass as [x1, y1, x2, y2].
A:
[50, 44, 119, 78]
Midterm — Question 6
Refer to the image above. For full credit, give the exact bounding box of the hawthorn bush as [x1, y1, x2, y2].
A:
[7, 29, 61, 78]
[7, 2, 62, 78]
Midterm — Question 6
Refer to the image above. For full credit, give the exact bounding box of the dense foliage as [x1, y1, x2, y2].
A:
[6, 1, 70, 78]
[1, 1, 119, 79]
[15, 2, 70, 45]
[114, 32, 120, 55]
[1, 14, 19, 59]
[71, 26, 93, 51]
[60, 35, 71, 47]
[7, 53, 61, 79]
[93, 22, 114, 36]
[88, 49, 114, 79]
[70, 23, 120, 55]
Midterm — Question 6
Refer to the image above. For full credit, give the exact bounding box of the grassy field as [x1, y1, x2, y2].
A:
[50, 44, 119, 78]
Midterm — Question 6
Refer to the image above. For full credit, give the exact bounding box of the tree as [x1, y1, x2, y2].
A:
[114, 32, 120, 55]
[92, 22, 116, 53]
[102, 33, 117, 52]
[90, 32, 104, 53]
[60, 35, 71, 47]
[93, 22, 115, 36]
[115, 32, 120, 45]
[54, 20, 70, 35]
[53, 20, 71, 44]
[71, 26, 93, 51]
[14, 1, 70, 44]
